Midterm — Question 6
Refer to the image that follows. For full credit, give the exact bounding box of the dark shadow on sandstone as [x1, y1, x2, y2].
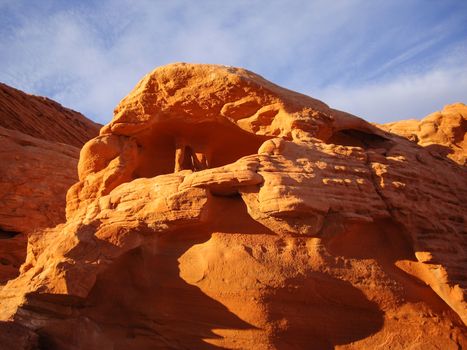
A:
[33, 230, 255, 349]
[264, 274, 384, 350]
[0, 227, 26, 285]
[323, 218, 467, 326]
[0, 321, 39, 350]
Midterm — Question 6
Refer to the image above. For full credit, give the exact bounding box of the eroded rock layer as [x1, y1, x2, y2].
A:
[380, 102, 467, 165]
[0, 83, 100, 284]
[1, 64, 465, 349]
[0, 83, 100, 147]
[0, 127, 79, 283]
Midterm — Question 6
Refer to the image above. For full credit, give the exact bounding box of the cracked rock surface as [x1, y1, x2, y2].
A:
[0, 64, 466, 349]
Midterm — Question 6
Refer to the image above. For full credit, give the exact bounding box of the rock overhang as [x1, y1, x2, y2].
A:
[68, 64, 407, 237]
[0, 64, 467, 348]
[75, 63, 390, 203]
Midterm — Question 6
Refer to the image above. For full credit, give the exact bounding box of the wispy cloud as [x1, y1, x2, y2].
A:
[316, 62, 467, 122]
[0, 0, 466, 123]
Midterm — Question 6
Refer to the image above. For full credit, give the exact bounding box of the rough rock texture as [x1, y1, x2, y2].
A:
[0, 127, 80, 283]
[0, 321, 38, 350]
[0, 84, 100, 284]
[0, 82, 100, 147]
[1, 64, 466, 349]
[380, 103, 467, 165]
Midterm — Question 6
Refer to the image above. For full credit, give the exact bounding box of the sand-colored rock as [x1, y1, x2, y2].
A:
[0, 64, 465, 349]
[0, 84, 100, 284]
[380, 103, 467, 165]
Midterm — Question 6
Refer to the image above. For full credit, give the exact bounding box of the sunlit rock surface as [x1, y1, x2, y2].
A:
[0, 83, 99, 147]
[379, 102, 467, 165]
[0, 83, 100, 284]
[0, 64, 465, 349]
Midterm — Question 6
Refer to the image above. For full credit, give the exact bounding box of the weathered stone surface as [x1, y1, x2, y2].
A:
[0, 321, 38, 350]
[0, 83, 100, 285]
[0, 127, 79, 233]
[0, 127, 80, 284]
[380, 102, 467, 165]
[0, 64, 465, 349]
[0, 82, 100, 147]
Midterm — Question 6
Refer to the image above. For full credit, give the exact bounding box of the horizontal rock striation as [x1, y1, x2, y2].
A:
[0, 83, 100, 147]
[0, 83, 100, 285]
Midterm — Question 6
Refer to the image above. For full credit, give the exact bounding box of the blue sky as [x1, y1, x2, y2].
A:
[1, 0, 466, 124]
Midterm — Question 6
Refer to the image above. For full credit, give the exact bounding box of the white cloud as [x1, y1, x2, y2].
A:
[0, 0, 466, 124]
[315, 65, 467, 123]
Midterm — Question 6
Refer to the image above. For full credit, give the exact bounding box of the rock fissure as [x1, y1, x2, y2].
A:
[363, 151, 395, 219]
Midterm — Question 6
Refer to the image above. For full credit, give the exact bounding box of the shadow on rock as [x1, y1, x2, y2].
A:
[70, 228, 256, 350]
[264, 273, 384, 350]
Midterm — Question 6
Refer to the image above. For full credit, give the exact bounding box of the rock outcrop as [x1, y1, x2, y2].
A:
[380, 103, 467, 165]
[0, 64, 465, 349]
[0, 84, 100, 284]
[0, 83, 100, 147]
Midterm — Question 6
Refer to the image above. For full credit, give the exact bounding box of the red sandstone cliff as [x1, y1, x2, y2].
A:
[0, 64, 465, 349]
[0, 83, 100, 284]
[0, 83, 100, 147]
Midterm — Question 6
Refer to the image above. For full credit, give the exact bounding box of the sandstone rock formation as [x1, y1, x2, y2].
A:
[0, 83, 99, 147]
[0, 84, 100, 284]
[379, 102, 467, 165]
[0, 64, 465, 349]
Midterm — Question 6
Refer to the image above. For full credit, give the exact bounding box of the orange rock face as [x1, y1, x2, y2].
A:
[0, 83, 100, 147]
[0, 64, 466, 349]
[0, 84, 100, 284]
[379, 103, 467, 165]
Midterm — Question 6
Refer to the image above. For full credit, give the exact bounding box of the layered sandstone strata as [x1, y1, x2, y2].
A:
[0, 83, 99, 147]
[0, 64, 465, 349]
[0, 84, 100, 284]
